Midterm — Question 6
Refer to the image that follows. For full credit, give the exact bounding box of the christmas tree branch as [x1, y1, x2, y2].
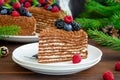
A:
[88, 29, 120, 50]
[0, 25, 20, 38]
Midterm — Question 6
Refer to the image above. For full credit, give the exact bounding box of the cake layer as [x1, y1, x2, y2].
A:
[0, 15, 36, 36]
[28, 7, 65, 33]
[38, 27, 88, 63]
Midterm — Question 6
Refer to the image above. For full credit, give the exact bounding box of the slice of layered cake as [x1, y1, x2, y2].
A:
[28, 0, 65, 33]
[38, 16, 88, 63]
[0, 1, 36, 36]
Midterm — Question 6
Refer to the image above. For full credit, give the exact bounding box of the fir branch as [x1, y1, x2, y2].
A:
[3, 3, 12, 9]
[75, 18, 101, 30]
[32, 0, 39, 6]
[88, 29, 120, 50]
[0, 25, 20, 38]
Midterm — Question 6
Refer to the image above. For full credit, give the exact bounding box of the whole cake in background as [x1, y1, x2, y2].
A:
[27, 0, 65, 33]
[0, 0, 36, 36]
[38, 15, 88, 63]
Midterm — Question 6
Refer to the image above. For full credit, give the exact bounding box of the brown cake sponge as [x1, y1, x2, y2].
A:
[0, 15, 36, 36]
[28, 7, 65, 33]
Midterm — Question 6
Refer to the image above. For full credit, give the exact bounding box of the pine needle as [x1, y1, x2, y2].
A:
[88, 29, 120, 50]
[0, 25, 20, 38]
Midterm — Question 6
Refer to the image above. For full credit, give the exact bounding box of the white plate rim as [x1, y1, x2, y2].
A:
[12, 43, 102, 66]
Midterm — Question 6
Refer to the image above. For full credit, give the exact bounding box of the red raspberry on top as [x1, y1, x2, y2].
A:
[24, 2, 31, 8]
[72, 54, 82, 64]
[44, 4, 49, 9]
[103, 71, 114, 80]
[11, 11, 20, 17]
[19, 0, 25, 3]
[52, 6, 59, 12]
[13, 2, 21, 9]
[0, 0, 4, 6]
[64, 16, 73, 24]
[28, 0, 33, 2]
[39, 0, 46, 4]
[115, 62, 120, 71]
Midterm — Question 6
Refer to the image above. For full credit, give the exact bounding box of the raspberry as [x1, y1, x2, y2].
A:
[28, 0, 33, 2]
[64, 16, 73, 24]
[13, 2, 21, 9]
[39, 0, 46, 4]
[72, 54, 82, 64]
[51, 6, 59, 12]
[19, 0, 25, 3]
[11, 11, 20, 17]
[24, 2, 31, 8]
[44, 4, 49, 9]
[103, 71, 114, 80]
[115, 62, 120, 71]
[0, 0, 4, 6]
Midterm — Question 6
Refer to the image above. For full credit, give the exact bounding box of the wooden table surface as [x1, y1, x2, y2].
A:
[0, 39, 120, 80]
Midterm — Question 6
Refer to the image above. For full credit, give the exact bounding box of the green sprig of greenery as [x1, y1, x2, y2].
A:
[88, 29, 120, 50]
[0, 25, 20, 38]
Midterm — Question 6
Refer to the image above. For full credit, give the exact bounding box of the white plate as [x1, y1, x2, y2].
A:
[12, 43, 102, 75]
[2, 35, 38, 43]
[12, 56, 101, 75]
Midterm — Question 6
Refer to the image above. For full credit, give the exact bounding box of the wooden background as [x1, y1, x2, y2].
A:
[0, 39, 120, 80]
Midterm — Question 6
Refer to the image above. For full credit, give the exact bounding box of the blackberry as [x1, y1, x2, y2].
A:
[52, 3, 60, 10]
[7, 8, 14, 15]
[55, 19, 65, 29]
[18, 7, 27, 16]
[71, 22, 81, 31]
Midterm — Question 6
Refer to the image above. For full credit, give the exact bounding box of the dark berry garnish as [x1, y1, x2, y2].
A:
[26, 12, 32, 17]
[7, 8, 14, 15]
[1, 9, 7, 15]
[71, 22, 81, 31]
[18, 7, 27, 16]
[64, 16, 73, 24]
[47, 5, 52, 10]
[55, 19, 65, 29]
[64, 23, 72, 31]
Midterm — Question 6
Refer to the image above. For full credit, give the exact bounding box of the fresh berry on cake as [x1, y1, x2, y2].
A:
[0, 1, 36, 36]
[38, 15, 88, 63]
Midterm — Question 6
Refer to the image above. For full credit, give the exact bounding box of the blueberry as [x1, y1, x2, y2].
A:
[26, 12, 32, 17]
[64, 23, 72, 31]
[21, 3, 24, 7]
[1, 9, 7, 15]
[55, 19, 64, 29]
[47, 6, 52, 11]
[71, 22, 81, 31]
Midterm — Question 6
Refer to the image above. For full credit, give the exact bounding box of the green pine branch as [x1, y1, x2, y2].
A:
[75, 18, 101, 30]
[88, 29, 120, 50]
[0, 25, 20, 38]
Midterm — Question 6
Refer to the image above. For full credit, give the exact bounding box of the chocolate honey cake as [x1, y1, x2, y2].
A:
[0, 1, 36, 36]
[0, 15, 36, 36]
[38, 16, 88, 63]
[28, 7, 65, 33]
